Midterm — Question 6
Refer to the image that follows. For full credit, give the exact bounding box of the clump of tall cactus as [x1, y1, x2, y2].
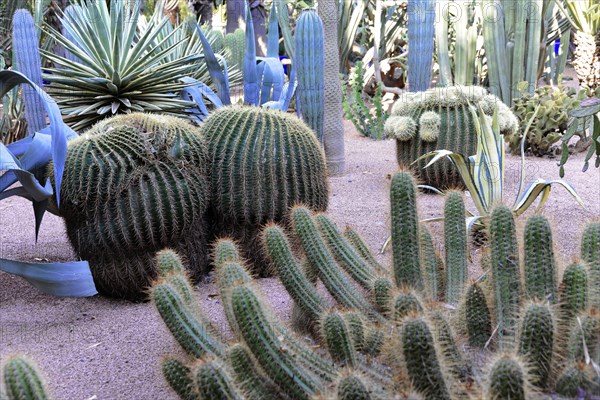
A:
[384, 86, 519, 188]
[52, 113, 210, 300]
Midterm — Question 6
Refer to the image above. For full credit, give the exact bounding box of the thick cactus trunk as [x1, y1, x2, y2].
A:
[407, 0, 434, 92]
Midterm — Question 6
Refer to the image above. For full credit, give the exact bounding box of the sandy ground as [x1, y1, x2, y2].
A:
[1, 120, 599, 399]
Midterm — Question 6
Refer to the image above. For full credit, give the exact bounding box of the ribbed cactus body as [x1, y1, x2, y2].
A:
[343, 228, 384, 273]
[213, 239, 241, 267]
[400, 317, 452, 400]
[567, 309, 600, 362]
[294, 9, 324, 142]
[560, 263, 588, 319]
[363, 328, 385, 357]
[321, 312, 357, 367]
[201, 106, 328, 272]
[162, 358, 195, 400]
[490, 205, 522, 345]
[430, 310, 470, 380]
[464, 282, 492, 349]
[444, 192, 468, 304]
[343, 312, 365, 352]
[12, 10, 46, 134]
[582, 222, 600, 308]
[555, 363, 594, 397]
[226, 344, 280, 400]
[390, 172, 422, 290]
[385, 87, 518, 188]
[54, 113, 210, 300]
[372, 277, 393, 314]
[194, 359, 243, 400]
[223, 28, 245, 73]
[517, 303, 555, 388]
[3, 356, 48, 400]
[393, 289, 423, 321]
[407, 0, 434, 92]
[486, 355, 528, 400]
[523, 215, 557, 303]
[336, 375, 372, 400]
[420, 226, 440, 301]
[157, 250, 186, 277]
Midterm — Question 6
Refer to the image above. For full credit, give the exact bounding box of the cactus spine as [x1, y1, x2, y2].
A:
[294, 9, 324, 142]
[555, 363, 595, 397]
[393, 289, 424, 321]
[194, 358, 243, 400]
[523, 215, 557, 303]
[582, 222, 600, 308]
[12, 10, 46, 134]
[517, 302, 555, 388]
[162, 358, 195, 400]
[485, 354, 528, 400]
[226, 344, 280, 400]
[490, 205, 522, 345]
[372, 277, 393, 314]
[420, 226, 441, 301]
[399, 316, 452, 400]
[560, 262, 589, 320]
[567, 309, 600, 362]
[344, 227, 385, 272]
[223, 28, 245, 73]
[390, 172, 422, 290]
[336, 374, 372, 400]
[444, 192, 468, 304]
[2, 356, 48, 400]
[407, 0, 434, 92]
[321, 312, 357, 367]
[464, 282, 492, 349]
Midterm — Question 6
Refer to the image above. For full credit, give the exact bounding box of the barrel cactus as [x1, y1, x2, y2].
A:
[200, 106, 329, 272]
[384, 86, 519, 188]
[52, 113, 210, 300]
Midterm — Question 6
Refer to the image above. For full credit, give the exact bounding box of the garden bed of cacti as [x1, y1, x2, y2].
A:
[0, 120, 599, 399]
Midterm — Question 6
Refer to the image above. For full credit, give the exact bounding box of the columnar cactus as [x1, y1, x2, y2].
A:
[390, 171, 422, 290]
[2, 356, 49, 400]
[523, 215, 557, 303]
[321, 312, 357, 367]
[54, 113, 210, 300]
[485, 354, 529, 400]
[384, 86, 518, 188]
[194, 358, 243, 400]
[444, 191, 468, 304]
[226, 344, 280, 400]
[567, 309, 600, 362]
[393, 289, 423, 321]
[463, 282, 492, 349]
[555, 363, 595, 398]
[517, 302, 555, 388]
[336, 374, 372, 400]
[162, 358, 195, 400]
[372, 277, 393, 314]
[560, 262, 589, 320]
[407, 0, 434, 92]
[294, 9, 324, 143]
[582, 222, 600, 308]
[490, 204, 522, 345]
[420, 226, 441, 301]
[201, 106, 329, 272]
[343, 227, 385, 272]
[223, 28, 245, 73]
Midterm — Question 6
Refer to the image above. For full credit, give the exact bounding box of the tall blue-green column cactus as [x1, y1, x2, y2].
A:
[407, 0, 435, 92]
[295, 9, 325, 143]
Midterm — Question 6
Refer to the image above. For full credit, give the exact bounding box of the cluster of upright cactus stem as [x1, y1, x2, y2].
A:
[148, 170, 599, 399]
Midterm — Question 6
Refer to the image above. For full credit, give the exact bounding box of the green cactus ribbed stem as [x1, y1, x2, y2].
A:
[372, 277, 393, 315]
[555, 363, 594, 398]
[230, 284, 323, 399]
[3, 357, 48, 400]
[223, 29, 245, 73]
[490, 205, 522, 345]
[343, 312, 365, 352]
[517, 303, 555, 388]
[57, 113, 210, 300]
[393, 290, 423, 321]
[486, 355, 527, 400]
[363, 328, 385, 358]
[420, 226, 440, 301]
[582, 222, 600, 308]
[464, 282, 492, 349]
[194, 359, 243, 400]
[163, 273, 195, 309]
[567, 310, 600, 362]
[560, 263, 588, 320]
[213, 239, 241, 267]
[215, 261, 252, 335]
[162, 358, 196, 400]
[523, 215, 558, 303]
[444, 192, 468, 304]
[315, 214, 376, 288]
[322, 312, 358, 367]
[436, 254, 446, 301]
[400, 317, 452, 400]
[336, 375, 372, 400]
[262, 224, 326, 321]
[156, 249, 186, 277]
[290, 207, 383, 323]
[343, 227, 385, 272]
[151, 283, 225, 358]
[430, 310, 471, 380]
[390, 172, 422, 290]
[202, 106, 329, 270]
[226, 344, 280, 400]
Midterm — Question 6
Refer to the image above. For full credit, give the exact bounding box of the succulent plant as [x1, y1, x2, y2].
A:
[407, 0, 434, 92]
[420, 226, 442, 301]
[200, 106, 329, 272]
[567, 308, 600, 362]
[162, 357, 195, 400]
[582, 222, 600, 308]
[523, 215, 557, 303]
[2, 356, 49, 400]
[517, 302, 555, 388]
[555, 362, 596, 398]
[336, 374, 372, 400]
[463, 281, 492, 349]
[444, 191, 468, 305]
[485, 354, 529, 400]
[560, 262, 589, 320]
[52, 113, 210, 300]
[384, 86, 519, 188]
[223, 28, 245, 73]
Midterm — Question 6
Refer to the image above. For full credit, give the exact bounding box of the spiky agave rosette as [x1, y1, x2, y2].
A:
[49, 113, 210, 300]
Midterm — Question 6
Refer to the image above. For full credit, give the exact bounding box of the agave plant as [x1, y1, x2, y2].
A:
[41, 0, 207, 131]
[416, 104, 585, 231]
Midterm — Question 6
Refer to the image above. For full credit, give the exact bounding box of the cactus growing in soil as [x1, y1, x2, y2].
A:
[201, 106, 329, 272]
[444, 192, 468, 305]
[523, 215, 557, 303]
[517, 302, 555, 388]
[485, 354, 529, 400]
[53, 113, 210, 300]
[194, 358, 243, 400]
[582, 222, 600, 308]
[294, 9, 324, 142]
[463, 282, 492, 349]
[384, 86, 518, 188]
[2, 356, 49, 400]
[390, 171, 422, 290]
[560, 262, 589, 320]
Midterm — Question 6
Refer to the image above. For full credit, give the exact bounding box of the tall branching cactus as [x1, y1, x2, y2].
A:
[12, 9, 46, 134]
[295, 9, 325, 143]
[407, 0, 434, 92]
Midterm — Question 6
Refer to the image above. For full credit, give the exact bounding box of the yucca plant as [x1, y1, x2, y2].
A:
[41, 0, 207, 131]
[416, 104, 584, 231]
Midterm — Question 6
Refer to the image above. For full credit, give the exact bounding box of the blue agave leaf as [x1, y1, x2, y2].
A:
[243, 2, 259, 105]
[261, 66, 296, 111]
[257, 58, 285, 104]
[0, 258, 97, 297]
[190, 21, 231, 105]
[179, 77, 223, 123]
[267, 1, 279, 58]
